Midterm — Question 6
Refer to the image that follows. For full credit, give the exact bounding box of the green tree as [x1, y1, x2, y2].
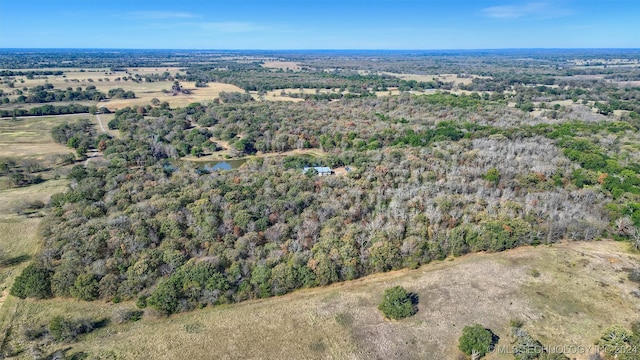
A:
[458, 324, 494, 358]
[483, 168, 500, 186]
[378, 286, 417, 320]
[147, 276, 182, 314]
[10, 263, 52, 299]
[70, 273, 100, 301]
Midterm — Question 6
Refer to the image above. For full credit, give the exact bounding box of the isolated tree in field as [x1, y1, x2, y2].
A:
[459, 324, 496, 358]
[378, 286, 417, 320]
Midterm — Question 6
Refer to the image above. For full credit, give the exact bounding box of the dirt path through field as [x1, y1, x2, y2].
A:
[95, 113, 107, 133]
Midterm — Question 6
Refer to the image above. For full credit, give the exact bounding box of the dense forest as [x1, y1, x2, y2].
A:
[9, 94, 638, 315]
[3, 50, 640, 320]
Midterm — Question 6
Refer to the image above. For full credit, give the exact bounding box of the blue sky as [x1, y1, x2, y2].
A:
[0, 0, 638, 49]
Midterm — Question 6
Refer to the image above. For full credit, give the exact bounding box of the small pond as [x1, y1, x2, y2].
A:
[201, 159, 247, 172]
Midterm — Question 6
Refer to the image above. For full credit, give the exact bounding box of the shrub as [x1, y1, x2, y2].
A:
[136, 295, 148, 309]
[48, 316, 95, 343]
[112, 307, 144, 324]
[458, 324, 494, 358]
[483, 168, 500, 186]
[21, 324, 47, 341]
[10, 263, 52, 299]
[378, 286, 417, 320]
[512, 327, 545, 360]
[510, 318, 524, 328]
[597, 325, 637, 357]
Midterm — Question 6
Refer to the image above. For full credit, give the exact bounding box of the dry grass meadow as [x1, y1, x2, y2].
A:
[261, 61, 302, 71]
[379, 72, 491, 86]
[1, 241, 638, 359]
[0, 115, 83, 160]
[0, 67, 247, 111]
[103, 81, 246, 110]
[0, 114, 70, 355]
[0, 181, 67, 354]
[1, 67, 502, 109]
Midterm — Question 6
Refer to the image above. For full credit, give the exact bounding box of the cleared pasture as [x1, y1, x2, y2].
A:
[0, 115, 83, 159]
[103, 81, 245, 110]
[261, 61, 302, 71]
[0, 67, 247, 111]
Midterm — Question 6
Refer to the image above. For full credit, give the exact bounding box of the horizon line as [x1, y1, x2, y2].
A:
[2, 47, 640, 52]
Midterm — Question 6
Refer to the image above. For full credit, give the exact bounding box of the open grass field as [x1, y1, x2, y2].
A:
[0, 67, 247, 111]
[261, 61, 302, 71]
[1, 240, 638, 359]
[0, 115, 83, 160]
[103, 81, 246, 110]
[93, 113, 118, 138]
[0, 180, 67, 349]
[0, 179, 66, 220]
[378, 72, 490, 86]
[0, 112, 70, 355]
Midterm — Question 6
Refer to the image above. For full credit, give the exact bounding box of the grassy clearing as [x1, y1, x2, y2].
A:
[2, 241, 638, 359]
[0, 114, 69, 349]
[0, 218, 40, 354]
[2, 67, 183, 91]
[0, 179, 66, 220]
[378, 72, 492, 86]
[0, 116, 82, 159]
[260, 88, 339, 102]
[261, 61, 301, 71]
[102, 81, 245, 110]
[0, 162, 67, 356]
[1, 68, 247, 111]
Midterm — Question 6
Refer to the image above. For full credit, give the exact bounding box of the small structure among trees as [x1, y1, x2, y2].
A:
[303, 166, 332, 176]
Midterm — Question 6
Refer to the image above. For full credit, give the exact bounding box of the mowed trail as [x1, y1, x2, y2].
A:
[95, 113, 106, 133]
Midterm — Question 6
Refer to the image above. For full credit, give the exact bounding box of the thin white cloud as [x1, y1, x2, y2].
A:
[197, 22, 266, 33]
[483, 2, 568, 19]
[126, 11, 196, 20]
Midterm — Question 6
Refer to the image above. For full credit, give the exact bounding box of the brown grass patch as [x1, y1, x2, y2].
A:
[0, 67, 246, 111]
[381, 72, 491, 86]
[0, 115, 83, 159]
[261, 61, 301, 71]
[103, 82, 245, 110]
